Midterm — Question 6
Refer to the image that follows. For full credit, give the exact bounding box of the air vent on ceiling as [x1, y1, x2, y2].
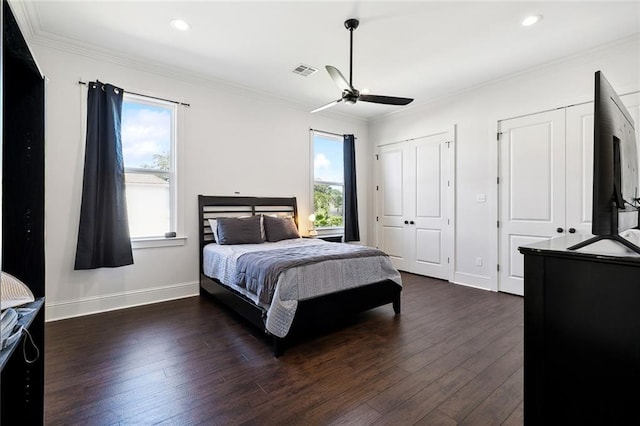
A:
[292, 64, 318, 77]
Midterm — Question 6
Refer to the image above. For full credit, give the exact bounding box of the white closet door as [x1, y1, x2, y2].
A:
[377, 131, 454, 280]
[621, 94, 640, 192]
[378, 143, 409, 271]
[410, 134, 451, 279]
[498, 110, 566, 296]
[566, 103, 595, 235]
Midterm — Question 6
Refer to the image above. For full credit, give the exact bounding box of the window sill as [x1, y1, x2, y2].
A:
[304, 234, 343, 243]
[316, 227, 344, 235]
[131, 236, 187, 250]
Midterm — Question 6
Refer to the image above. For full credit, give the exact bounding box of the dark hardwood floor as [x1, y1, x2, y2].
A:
[45, 273, 523, 425]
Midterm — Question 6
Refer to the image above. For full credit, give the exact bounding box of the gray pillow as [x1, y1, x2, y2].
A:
[264, 215, 300, 242]
[216, 215, 264, 245]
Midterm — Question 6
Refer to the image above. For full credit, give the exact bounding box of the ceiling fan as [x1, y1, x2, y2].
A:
[311, 18, 414, 114]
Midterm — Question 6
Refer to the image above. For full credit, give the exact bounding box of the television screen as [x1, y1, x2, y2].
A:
[569, 71, 640, 254]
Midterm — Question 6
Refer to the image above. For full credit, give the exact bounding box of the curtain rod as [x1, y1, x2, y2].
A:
[309, 128, 357, 139]
[78, 81, 190, 107]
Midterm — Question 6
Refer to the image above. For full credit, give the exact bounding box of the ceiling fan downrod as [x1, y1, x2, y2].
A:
[344, 18, 359, 88]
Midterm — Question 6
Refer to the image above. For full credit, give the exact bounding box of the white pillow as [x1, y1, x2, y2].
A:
[207, 219, 219, 243]
[258, 215, 265, 240]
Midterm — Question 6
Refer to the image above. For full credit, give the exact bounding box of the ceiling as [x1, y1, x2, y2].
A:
[11, 1, 640, 120]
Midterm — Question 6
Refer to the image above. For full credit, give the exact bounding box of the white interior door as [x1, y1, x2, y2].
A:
[566, 102, 595, 235]
[377, 131, 454, 281]
[498, 110, 566, 296]
[409, 134, 452, 279]
[621, 93, 640, 192]
[378, 143, 409, 271]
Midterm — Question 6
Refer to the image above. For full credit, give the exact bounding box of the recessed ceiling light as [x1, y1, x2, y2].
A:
[522, 15, 543, 27]
[170, 19, 191, 31]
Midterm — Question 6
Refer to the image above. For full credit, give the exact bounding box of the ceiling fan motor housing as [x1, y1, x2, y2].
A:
[343, 90, 359, 104]
[344, 18, 360, 31]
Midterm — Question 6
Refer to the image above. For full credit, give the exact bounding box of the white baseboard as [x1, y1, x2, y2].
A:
[45, 281, 199, 322]
[453, 272, 496, 292]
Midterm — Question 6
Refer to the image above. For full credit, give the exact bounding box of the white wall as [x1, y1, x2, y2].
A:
[35, 43, 371, 321]
[369, 36, 640, 291]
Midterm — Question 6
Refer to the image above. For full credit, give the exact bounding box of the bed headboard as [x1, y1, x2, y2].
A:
[198, 195, 298, 265]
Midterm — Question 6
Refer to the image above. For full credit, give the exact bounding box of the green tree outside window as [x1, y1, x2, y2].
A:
[314, 184, 343, 227]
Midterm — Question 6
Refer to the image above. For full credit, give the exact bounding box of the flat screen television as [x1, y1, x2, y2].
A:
[569, 71, 640, 254]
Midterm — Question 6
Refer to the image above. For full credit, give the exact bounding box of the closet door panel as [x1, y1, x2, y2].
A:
[509, 123, 553, 221]
[411, 135, 449, 279]
[415, 142, 441, 218]
[621, 94, 640, 192]
[381, 150, 404, 216]
[499, 110, 566, 296]
[383, 227, 405, 260]
[416, 229, 441, 264]
[378, 145, 409, 270]
[566, 103, 594, 234]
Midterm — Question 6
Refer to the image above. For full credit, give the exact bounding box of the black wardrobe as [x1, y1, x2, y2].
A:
[1, 0, 46, 424]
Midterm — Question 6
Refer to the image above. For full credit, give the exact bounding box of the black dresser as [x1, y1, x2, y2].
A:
[520, 235, 640, 425]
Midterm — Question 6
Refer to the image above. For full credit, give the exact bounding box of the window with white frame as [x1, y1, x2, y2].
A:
[121, 94, 177, 239]
[312, 131, 344, 229]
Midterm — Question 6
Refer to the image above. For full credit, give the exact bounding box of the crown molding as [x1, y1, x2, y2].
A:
[370, 33, 640, 124]
[32, 31, 367, 124]
[7, 0, 38, 39]
[7, 0, 46, 77]
[11, 0, 366, 126]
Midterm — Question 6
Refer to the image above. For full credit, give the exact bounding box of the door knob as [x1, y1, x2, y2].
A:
[410, 221, 415, 225]
[556, 227, 564, 233]
[404, 220, 409, 224]
[568, 228, 576, 234]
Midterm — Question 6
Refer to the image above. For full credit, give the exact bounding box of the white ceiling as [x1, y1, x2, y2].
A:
[12, 1, 640, 120]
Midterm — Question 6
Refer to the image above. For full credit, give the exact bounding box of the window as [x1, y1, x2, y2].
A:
[121, 94, 177, 239]
[312, 131, 344, 229]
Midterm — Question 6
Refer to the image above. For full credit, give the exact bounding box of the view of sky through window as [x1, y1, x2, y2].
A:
[121, 101, 172, 169]
[313, 133, 344, 228]
[121, 97, 174, 238]
[314, 135, 343, 184]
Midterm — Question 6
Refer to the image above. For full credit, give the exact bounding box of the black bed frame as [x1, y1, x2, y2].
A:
[198, 195, 401, 356]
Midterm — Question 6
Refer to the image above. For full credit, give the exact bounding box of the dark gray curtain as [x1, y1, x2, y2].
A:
[74, 81, 133, 270]
[343, 134, 360, 242]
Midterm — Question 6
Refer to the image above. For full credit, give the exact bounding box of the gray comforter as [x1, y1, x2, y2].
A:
[236, 242, 388, 305]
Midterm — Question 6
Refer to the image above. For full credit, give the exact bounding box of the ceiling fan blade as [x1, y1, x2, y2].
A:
[310, 98, 343, 114]
[326, 66, 352, 92]
[358, 94, 414, 106]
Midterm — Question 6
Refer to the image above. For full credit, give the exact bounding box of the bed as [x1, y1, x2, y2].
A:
[198, 195, 402, 356]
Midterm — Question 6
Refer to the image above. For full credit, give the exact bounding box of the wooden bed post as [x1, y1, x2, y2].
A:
[273, 337, 284, 358]
[393, 290, 401, 314]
